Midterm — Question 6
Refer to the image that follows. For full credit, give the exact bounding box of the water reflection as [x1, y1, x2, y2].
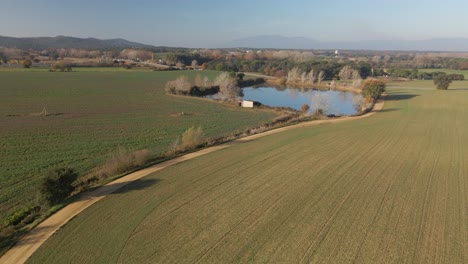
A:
[242, 86, 362, 115]
[208, 86, 363, 116]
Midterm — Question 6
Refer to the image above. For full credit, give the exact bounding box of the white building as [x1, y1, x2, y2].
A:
[241, 100, 254, 108]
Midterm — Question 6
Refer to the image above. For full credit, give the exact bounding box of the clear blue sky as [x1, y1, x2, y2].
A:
[1, 0, 468, 47]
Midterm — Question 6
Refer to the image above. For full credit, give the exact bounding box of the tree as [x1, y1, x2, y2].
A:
[351, 70, 362, 88]
[362, 79, 386, 101]
[214, 72, 240, 101]
[339, 65, 360, 82]
[306, 69, 316, 84]
[317, 71, 325, 84]
[22, 59, 32, 68]
[433, 74, 452, 90]
[51, 61, 72, 72]
[287, 67, 301, 83]
[0, 51, 7, 63]
[41, 167, 78, 205]
[165, 75, 192, 94]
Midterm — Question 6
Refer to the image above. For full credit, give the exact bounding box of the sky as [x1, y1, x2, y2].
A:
[1, 0, 468, 48]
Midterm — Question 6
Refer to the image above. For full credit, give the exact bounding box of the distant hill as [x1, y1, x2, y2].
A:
[0, 35, 155, 50]
[226, 35, 468, 52]
[226, 35, 320, 50]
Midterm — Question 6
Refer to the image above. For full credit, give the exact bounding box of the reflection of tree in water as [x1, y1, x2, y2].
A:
[352, 94, 364, 113]
[287, 87, 299, 100]
[274, 85, 287, 92]
[338, 91, 351, 104]
[311, 92, 334, 114]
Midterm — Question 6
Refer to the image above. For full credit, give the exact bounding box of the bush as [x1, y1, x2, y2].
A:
[51, 61, 72, 72]
[4, 207, 32, 226]
[447, 73, 464, 81]
[41, 167, 78, 205]
[22, 59, 32, 68]
[170, 126, 205, 153]
[180, 126, 205, 151]
[91, 148, 152, 180]
[165, 75, 191, 95]
[301, 104, 310, 113]
[362, 79, 386, 101]
[433, 74, 452, 90]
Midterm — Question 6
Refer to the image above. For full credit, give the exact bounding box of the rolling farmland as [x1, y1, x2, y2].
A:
[0, 70, 276, 220]
[27, 83, 468, 263]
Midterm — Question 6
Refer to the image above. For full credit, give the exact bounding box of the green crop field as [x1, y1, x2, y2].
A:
[0, 70, 276, 220]
[27, 82, 468, 263]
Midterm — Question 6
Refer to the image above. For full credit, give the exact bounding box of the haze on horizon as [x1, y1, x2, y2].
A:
[1, 0, 468, 48]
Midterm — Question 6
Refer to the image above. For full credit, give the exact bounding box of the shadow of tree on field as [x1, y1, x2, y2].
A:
[376, 108, 399, 113]
[447, 88, 468, 91]
[113, 178, 161, 195]
[83, 178, 161, 199]
[385, 94, 419, 101]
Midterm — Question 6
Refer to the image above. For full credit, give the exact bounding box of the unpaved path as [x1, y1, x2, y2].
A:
[0, 99, 384, 264]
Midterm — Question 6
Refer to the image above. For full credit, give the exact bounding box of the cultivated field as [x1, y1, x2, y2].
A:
[27, 82, 468, 263]
[0, 70, 276, 220]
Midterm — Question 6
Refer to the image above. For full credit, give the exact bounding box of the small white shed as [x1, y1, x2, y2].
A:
[241, 100, 254, 108]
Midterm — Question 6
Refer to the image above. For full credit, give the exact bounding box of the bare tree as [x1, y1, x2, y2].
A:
[191, 60, 198, 67]
[165, 75, 192, 94]
[287, 67, 301, 83]
[214, 72, 240, 101]
[306, 69, 316, 84]
[317, 71, 325, 84]
[351, 70, 362, 88]
[300, 72, 307, 85]
[339, 65, 355, 81]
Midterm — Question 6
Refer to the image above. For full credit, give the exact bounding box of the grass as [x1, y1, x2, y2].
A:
[0, 70, 276, 221]
[27, 81, 467, 263]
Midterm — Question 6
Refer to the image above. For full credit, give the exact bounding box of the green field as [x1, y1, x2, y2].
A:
[0, 70, 276, 220]
[27, 82, 468, 263]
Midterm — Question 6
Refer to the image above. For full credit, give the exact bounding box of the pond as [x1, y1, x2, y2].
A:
[209, 86, 363, 116]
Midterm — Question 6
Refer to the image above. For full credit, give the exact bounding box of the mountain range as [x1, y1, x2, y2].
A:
[0, 35, 154, 50]
[2, 35, 468, 52]
[226, 35, 468, 52]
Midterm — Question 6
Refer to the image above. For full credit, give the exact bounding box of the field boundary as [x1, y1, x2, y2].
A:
[0, 98, 384, 264]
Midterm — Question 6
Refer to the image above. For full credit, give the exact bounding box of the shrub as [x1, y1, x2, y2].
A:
[170, 126, 205, 153]
[94, 148, 152, 179]
[22, 59, 32, 68]
[4, 207, 32, 226]
[447, 73, 464, 81]
[301, 104, 310, 113]
[362, 79, 386, 101]
[433, 74, 452, 90]
[180, 126, 205, 151]
[41, 167, 78, 205]
[165, 75, 191, 95]
[51, 61, 72, 72]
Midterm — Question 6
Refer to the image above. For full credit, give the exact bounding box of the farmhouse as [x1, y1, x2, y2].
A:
[240, 100, 254, 108]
